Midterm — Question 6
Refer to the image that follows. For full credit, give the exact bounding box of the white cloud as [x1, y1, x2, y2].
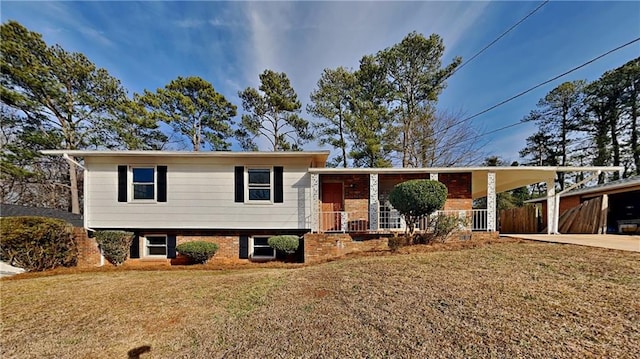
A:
[235, 2, 491, 151]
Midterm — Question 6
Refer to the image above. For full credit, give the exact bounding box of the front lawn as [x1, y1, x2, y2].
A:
[1, 241, 638, 358]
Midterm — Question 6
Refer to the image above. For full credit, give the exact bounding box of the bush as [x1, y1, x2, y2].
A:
[94, 230, 134, 266]
[176, 241, 218, 264]
[0, 216, 77, 272]
[268, 235, 300, 254]
[431, 214, 469, 242]
[388, 180, 447, 234]
[387, 236, 408, 252]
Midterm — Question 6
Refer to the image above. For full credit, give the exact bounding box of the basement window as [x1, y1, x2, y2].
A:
[145, 235, 167, 257]
[250, 236, 275, 260]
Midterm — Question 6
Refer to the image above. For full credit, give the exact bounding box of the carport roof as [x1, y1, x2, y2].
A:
[309, 166, 623, 199]
[525, 175, 640, 202]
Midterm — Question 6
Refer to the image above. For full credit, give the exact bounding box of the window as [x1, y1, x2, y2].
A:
[247, 168, 271, 201]
[132, 167, 155, 200]
[250, 236, 275, 259]
[145, 235, 167, 257]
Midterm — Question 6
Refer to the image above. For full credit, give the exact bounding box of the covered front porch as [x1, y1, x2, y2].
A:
[308, 166, 622, 235]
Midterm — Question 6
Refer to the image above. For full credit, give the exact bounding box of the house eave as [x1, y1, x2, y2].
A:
[41, 150, 331, 166]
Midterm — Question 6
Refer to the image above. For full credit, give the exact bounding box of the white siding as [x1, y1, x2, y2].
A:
[85, 156, 311, 230]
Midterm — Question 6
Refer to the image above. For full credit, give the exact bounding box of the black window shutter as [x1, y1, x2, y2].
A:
[157, 166, 167, 202]
[234, 166, 244, 202]
[118, 165, 127, 202]
[274, 166, 283, 203]
[129, 234, 140, 259]
[167, 235, 177, 258]
[239, 236, 249, 259]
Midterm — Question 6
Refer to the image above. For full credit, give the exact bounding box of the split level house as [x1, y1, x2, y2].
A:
[43, 150, 622, 264]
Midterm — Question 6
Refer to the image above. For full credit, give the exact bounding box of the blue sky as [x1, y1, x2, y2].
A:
[2, 1, 639, 163]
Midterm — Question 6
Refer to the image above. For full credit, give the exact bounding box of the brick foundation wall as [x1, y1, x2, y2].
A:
[304, 233, 387, 263]
[303, 231, 498, 263]
[176, 235, 240, 262]
[75, 228, 102, 267]
[470, 231, 500, 240]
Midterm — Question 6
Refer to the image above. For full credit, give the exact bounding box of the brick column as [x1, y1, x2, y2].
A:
[487, 172, 496, 232]
[369, 173, 379, 231]
[311, 173, 319, 232]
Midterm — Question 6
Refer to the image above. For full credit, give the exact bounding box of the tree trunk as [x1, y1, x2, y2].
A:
[609, 111, 621, 180]
[339, 113, 348, 168]
[631, 88, 639, 175]
[68, 158, 80, 214]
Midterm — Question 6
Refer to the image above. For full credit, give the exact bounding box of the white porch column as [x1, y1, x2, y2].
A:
[311, 173, 319, 232]
[369, 173, 379, 231]
[430, 173, 439, 181]
[487, 172, 496, 232]
[546, 178, 556, 234]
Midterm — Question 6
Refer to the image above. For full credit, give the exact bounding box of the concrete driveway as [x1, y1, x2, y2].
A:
[501, 234, 640, 252]
[0, 261, 25, 278]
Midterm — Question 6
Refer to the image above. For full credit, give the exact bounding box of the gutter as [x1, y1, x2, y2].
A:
[62, 153, 86, 170]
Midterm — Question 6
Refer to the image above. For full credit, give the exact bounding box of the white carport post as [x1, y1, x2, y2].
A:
[369, 173, 379, 231]
[487, 172, 496, 232]
[546, 177, 557, 234]
[311, 173, 319, 233]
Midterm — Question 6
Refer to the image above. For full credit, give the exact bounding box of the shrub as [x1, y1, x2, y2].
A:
[176, 241, 219, 264]
[268, 235, 300, 254]
[388, 179, 447, 235]
[416, 214, 470, 244]
[431, 214, 469, 242]
[387, 236, 407, 252]
[0, 216, 77, 272]
[94, 230, 134, 266]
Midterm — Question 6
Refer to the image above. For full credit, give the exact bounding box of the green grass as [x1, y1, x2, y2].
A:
[1, 240, 639, 358]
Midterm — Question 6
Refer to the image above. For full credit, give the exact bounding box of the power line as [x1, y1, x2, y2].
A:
[452, 0, 549, 76]
[435, 36, 640, 140]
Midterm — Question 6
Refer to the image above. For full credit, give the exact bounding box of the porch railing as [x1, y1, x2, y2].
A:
[319, 209, 489, 233]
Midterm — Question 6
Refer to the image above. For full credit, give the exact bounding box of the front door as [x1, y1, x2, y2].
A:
[321, 182, 343, 231]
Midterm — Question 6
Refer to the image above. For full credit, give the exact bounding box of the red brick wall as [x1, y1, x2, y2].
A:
[379, 173, 430, 194]
[304, 231, 498, 263]
[304, 233, 387, 263]
[75, 228, 102, 267]
[176, 235, 241, 263]
[470, 231, 500, 240]
[439, 173, 472, 199]
[559, 195, 581, 214]
[444, 199, 473, 211]
[321, 174, 369, 200]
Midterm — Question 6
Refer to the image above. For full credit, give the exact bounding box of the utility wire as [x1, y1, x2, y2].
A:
[435, 36, 640, 140]
[451, 0, 549, 76]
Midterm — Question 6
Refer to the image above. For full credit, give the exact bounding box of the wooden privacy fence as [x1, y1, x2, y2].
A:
[499, 205, 538, 233]
[557, 196, 604, 234]
[499, 196, 606, 234]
